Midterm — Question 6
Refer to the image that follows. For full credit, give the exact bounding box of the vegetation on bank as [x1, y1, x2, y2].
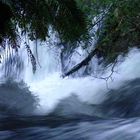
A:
[63, 0, 140, 76]
[0, 0, 140, 75]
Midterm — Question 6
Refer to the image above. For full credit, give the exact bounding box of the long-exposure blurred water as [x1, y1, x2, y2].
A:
[0, 42, 140, 139]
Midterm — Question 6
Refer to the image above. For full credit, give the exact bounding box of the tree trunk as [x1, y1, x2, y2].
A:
[62, 48, 99, 77]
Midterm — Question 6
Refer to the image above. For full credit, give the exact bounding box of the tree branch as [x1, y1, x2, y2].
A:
[62, 48, 99, 77]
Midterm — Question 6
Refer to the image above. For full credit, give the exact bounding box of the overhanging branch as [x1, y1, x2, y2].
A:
[62, 48, 99, 77]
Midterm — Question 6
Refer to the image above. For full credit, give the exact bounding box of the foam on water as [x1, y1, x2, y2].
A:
[1, 32, 140, 116]
[22, 43, 140, 115]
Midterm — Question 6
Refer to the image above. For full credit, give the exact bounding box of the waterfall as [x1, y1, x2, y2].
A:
[21, 37, 140, 115]
[1, 30, 140, 116]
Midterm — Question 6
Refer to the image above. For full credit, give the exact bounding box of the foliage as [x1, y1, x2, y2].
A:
[1, 0, 140, 74]
[63, 0, 140, 76]
[0, 0, 88, 47]
[94, 0, 140, 63]
[0, 0, 89, 73]
[76, 0, 140, 63]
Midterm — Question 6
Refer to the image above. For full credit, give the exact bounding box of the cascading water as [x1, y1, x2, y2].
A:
[1, 31, 140, 139]
[25, 47, 140, 117]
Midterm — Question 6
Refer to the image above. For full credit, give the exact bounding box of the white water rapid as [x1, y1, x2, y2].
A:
[20, 40, 140, 115]
[1, 34, 140, 140]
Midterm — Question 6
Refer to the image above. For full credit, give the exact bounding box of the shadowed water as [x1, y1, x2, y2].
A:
[0, 79, 140, 140]
[0, 43, 140, 139]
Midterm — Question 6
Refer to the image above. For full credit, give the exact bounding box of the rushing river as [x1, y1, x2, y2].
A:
[0, 42, 140, 139]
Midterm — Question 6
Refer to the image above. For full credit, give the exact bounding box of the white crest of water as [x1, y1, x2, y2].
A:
[22, 40, 140, 114]
[1, 30, 140, 115]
